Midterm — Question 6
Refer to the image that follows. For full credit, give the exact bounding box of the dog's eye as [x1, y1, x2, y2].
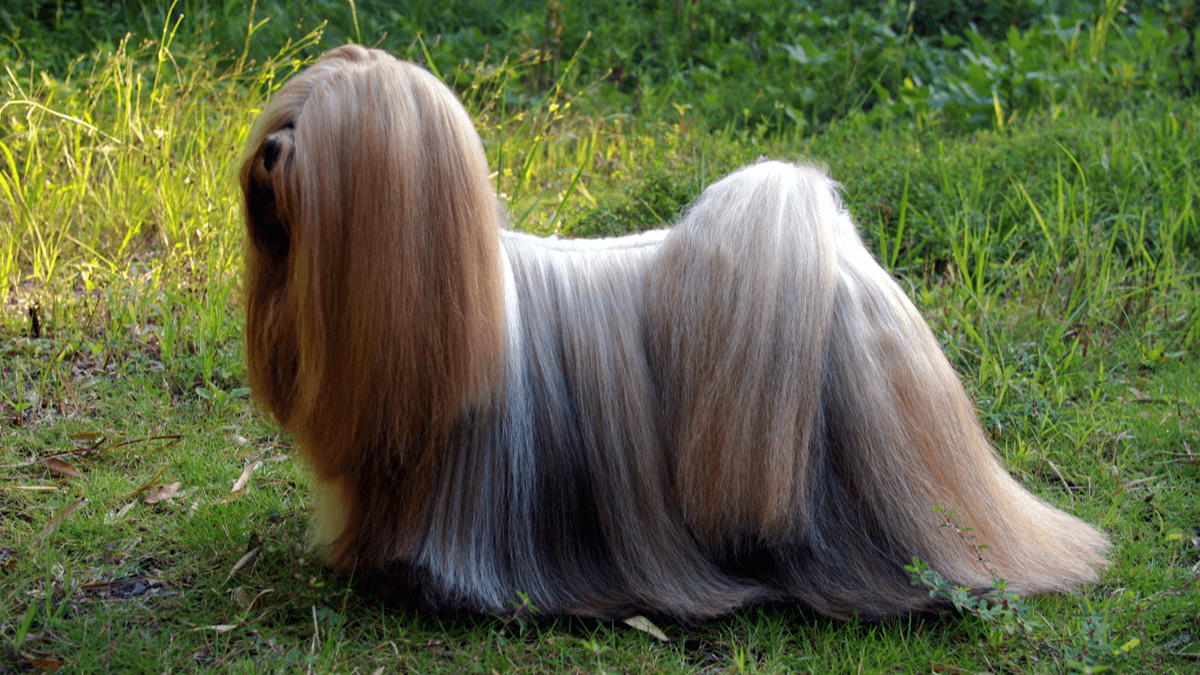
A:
[262, 138, 282, 172]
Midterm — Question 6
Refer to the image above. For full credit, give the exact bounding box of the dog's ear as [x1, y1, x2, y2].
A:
[259, 123, 294, 172]
[244, 126, 295, 261]
[240, 122, 300, 426]
[261, 133, 284, 171]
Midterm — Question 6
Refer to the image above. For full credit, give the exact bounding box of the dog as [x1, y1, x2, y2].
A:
[239, 44, 1108, 621]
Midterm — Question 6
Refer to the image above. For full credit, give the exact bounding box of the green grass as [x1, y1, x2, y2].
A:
[2, 5, 1200, 673]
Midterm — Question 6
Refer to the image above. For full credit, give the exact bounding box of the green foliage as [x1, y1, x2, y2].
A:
[5, 1, 1200, 134]
[566, 168, 698, 237]
[907, 505, 1149, 672]
[909, 556, 1144, 672]
[2, 2, 1200, 673]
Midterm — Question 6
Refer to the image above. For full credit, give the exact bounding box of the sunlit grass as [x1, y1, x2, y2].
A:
[1, 15, 1198, 674]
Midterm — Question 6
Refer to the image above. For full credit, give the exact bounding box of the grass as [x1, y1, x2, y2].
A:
[2, 7, 1200, 674]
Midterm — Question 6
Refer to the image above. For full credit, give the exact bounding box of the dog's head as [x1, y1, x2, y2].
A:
[240, 45, 501, 273]
[239, 46, 505, 470]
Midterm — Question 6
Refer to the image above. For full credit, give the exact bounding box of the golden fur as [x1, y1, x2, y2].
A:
[240, 45, 1108, 621]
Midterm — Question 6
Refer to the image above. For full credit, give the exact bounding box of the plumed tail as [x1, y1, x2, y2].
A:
[650, 161, 1106, 618]
[823, 211, 1109, 597]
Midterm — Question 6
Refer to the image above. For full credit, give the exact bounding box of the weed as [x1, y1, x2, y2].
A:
[908, 506, 1144, 672]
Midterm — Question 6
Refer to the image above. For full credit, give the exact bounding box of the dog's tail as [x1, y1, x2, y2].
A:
[649, 161, 1108, 619]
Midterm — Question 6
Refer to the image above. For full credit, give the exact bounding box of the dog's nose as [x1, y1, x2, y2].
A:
[262, 137, 281, 171]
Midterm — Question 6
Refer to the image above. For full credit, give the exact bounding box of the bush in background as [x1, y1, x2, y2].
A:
[3, 1, 1198, 133]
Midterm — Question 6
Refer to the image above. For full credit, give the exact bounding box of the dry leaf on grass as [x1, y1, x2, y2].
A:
[231, 460, 262, 493]
[37, 457, 81, 477]
[144, 481, 182, 505]
[68, 431, 106, 452]
[21, 654, 65, 671]
[192, 624, 238, 633]
[224, 546, 261, 584]
[623, 615, 669, 641]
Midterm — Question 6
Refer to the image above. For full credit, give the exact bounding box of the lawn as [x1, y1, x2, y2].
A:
[1, 1, 1198, 672]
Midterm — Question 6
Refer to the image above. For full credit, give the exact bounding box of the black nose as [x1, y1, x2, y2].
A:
[262, 137, 281, 171]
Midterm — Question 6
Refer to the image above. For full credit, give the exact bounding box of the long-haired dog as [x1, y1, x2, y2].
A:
[240, 45, 1107, 621]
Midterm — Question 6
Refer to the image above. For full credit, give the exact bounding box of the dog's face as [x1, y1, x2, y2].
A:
[243, 123, 294, 263]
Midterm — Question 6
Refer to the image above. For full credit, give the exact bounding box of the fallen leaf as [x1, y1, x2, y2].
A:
[224, 546, 261, 584]
[35, 497, 87, 544]
[231, 460, 262, 493]
[37, 457, 81, 478]
[192, 624, 238, 633]
[69, 431, 102, 442]
[623, 615, 668, 642]
[21, 654, 65, 671]
[144, 481, 182, 505]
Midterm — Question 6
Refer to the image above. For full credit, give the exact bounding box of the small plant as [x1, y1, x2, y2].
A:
[908, 506, 1140, 672]
[906, 555, 1033, 649]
